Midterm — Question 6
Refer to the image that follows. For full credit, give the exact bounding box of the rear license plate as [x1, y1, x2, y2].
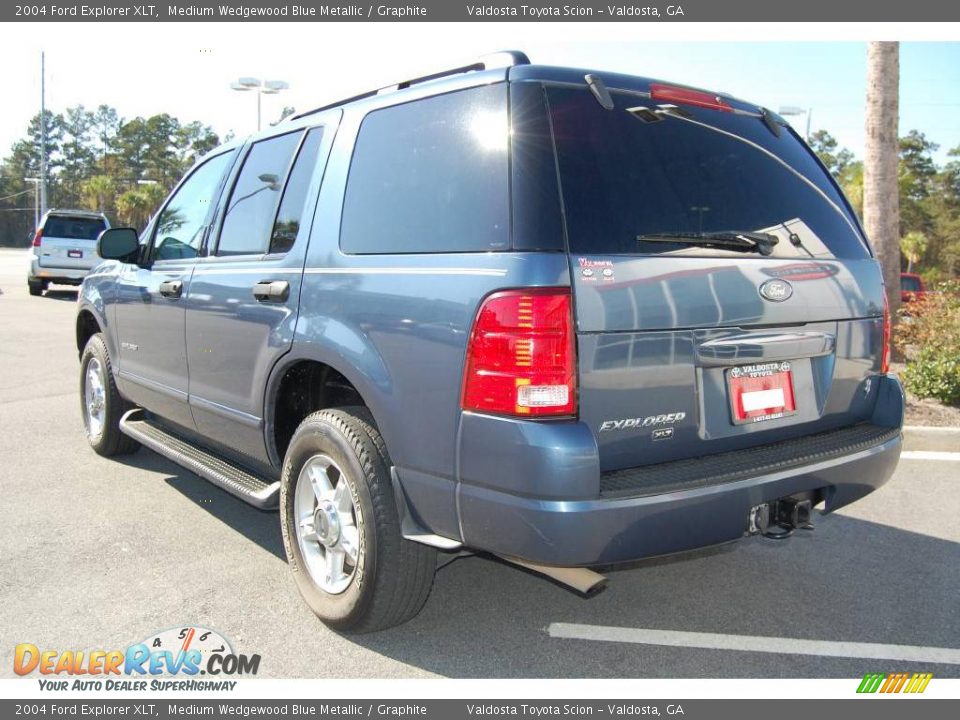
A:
[68, 249, 83, 258]
[727, 361, 796, 424]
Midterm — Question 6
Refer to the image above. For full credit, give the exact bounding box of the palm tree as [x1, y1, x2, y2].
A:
[80, 174, 115, 213]
[899, 231, 928, 273]
[115, 189, 151, 229]
[841, 163, 864, 217]
[863, 42, 900, 318]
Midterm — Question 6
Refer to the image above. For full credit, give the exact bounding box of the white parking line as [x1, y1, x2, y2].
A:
[901, 451, 960, 462]
[548, 624, 960, 665]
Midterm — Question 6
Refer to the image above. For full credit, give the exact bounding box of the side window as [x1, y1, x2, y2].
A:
[340, 84, 509, 254]
[269, 127, 324, 254]
[151, 152, 233, 262]
[216, 132, 302, 256]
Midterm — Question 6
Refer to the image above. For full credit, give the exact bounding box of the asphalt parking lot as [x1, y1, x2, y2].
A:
[1, 247, 958, 679]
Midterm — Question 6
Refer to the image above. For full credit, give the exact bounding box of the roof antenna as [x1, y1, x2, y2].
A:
[585, 74, 615, 110]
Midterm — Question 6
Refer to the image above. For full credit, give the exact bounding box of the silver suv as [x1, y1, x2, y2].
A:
[28, 209, 110, 296]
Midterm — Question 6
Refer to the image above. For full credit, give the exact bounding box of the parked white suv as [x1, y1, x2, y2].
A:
[28, 209, 110, 296]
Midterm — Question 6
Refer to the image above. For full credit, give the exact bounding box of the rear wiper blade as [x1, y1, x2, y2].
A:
[636, 231, 779, 256]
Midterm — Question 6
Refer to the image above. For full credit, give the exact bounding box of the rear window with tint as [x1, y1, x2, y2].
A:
[43, 216, 105, 240]
[340, 84, 510, 254]
[546, 86, 870, 260]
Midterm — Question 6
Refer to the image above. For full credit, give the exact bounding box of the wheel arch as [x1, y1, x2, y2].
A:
[263, 349, 392, 469]
[76, 307, 104, 357]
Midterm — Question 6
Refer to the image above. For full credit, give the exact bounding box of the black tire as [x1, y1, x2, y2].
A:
[280, 407, 436, 633]
[28, 279, 43, 296]
[79, 334, 139, 457]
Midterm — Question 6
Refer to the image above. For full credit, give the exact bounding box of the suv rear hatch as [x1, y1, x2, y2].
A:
[530, 80, 887, 473]
[36, 214, 106, 271]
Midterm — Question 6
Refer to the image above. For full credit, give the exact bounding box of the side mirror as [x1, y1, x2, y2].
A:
[98, 228, 140, 261]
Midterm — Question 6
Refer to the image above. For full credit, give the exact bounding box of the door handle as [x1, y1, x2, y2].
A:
[253, 280, 290, 303]
[159, 280, 183, 299]
[697, 332, 836, 366]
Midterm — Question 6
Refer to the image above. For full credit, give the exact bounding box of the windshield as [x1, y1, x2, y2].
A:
[901, 275, 922, 292]
[546, 86, 870, 260]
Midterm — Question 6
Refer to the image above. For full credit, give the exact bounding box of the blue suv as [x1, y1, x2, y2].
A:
[78, 52, 903, 632]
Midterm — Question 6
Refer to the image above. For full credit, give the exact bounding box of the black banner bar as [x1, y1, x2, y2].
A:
[3, 0, 960, 22]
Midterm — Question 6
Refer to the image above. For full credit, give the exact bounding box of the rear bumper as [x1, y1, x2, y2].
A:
[453, 375, 904, 567]
[28, 257, 90, 284]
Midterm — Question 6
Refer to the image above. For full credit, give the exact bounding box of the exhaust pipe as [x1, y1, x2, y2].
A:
[498, 556, 607, 595]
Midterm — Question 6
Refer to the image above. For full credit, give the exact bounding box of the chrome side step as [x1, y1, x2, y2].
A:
[119, 409, 280, 509]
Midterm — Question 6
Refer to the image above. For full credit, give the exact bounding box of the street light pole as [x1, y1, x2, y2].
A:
[230, 77, 289, 132]
[778, 105, 813, 142]
[24, 177, 40, 229]
[39, 51, 48, 217]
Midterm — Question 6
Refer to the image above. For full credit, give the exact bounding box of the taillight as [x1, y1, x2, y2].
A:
[880, 293, 891, 375]
[649, 83, 732, 112]
[462, 288, 577, 417]
[32, 228, 43, 247]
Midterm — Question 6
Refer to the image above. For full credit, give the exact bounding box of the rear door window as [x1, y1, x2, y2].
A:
[269, 127, 324, 255]
[44, 216, 105, 240]
[340, 84, 510, 254]
[546, 86, 870, 260]
[217, 131, 303, 256]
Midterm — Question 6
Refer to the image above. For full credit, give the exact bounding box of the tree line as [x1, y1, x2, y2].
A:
[0, 105, 219, 246]
[1, 104, 958, 283]
[809, 128, 960, 282]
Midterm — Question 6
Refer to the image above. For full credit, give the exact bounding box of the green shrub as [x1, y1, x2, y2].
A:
[895, 280, 960, 406]
[901, 348, 960, 405]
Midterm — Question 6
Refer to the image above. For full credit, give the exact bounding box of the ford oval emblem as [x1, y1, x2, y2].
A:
[759, 278, 793, 302]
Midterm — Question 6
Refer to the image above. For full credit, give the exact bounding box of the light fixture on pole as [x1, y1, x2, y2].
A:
[230, 77, 289, 132]
[23, 177, 40, 229]
[778, 105, 813, 141]
[689, 206, 711, 233]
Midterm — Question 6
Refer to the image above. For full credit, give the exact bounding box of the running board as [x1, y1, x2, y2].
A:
[119, 409, 280, 509]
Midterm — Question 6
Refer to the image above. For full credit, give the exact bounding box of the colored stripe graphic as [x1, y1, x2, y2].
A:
[857, 673, 886, 693]
[858, 672, 933, 693]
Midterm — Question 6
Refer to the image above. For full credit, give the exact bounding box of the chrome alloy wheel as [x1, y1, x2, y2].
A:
[294, 454, 361, 594]
[84, 357, 106, 438]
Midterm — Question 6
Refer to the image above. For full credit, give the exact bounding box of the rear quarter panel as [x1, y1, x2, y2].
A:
[288, 105, 569, 538]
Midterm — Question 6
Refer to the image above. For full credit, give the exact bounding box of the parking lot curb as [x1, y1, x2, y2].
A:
[902, 425, 960, 452]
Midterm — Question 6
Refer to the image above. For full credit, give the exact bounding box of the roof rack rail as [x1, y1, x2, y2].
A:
[291, 50, 530, 121]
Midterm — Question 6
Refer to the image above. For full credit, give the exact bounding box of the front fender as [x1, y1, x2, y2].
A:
[77, 262, 121, 362]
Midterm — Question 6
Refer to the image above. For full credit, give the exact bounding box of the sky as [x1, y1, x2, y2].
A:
[1, 24, 958, 166]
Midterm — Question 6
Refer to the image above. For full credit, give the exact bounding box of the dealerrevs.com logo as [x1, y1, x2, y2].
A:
[14, 626, 260, 691]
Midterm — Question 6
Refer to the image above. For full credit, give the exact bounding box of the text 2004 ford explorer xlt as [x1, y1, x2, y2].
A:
[77, 53, 903, 632]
